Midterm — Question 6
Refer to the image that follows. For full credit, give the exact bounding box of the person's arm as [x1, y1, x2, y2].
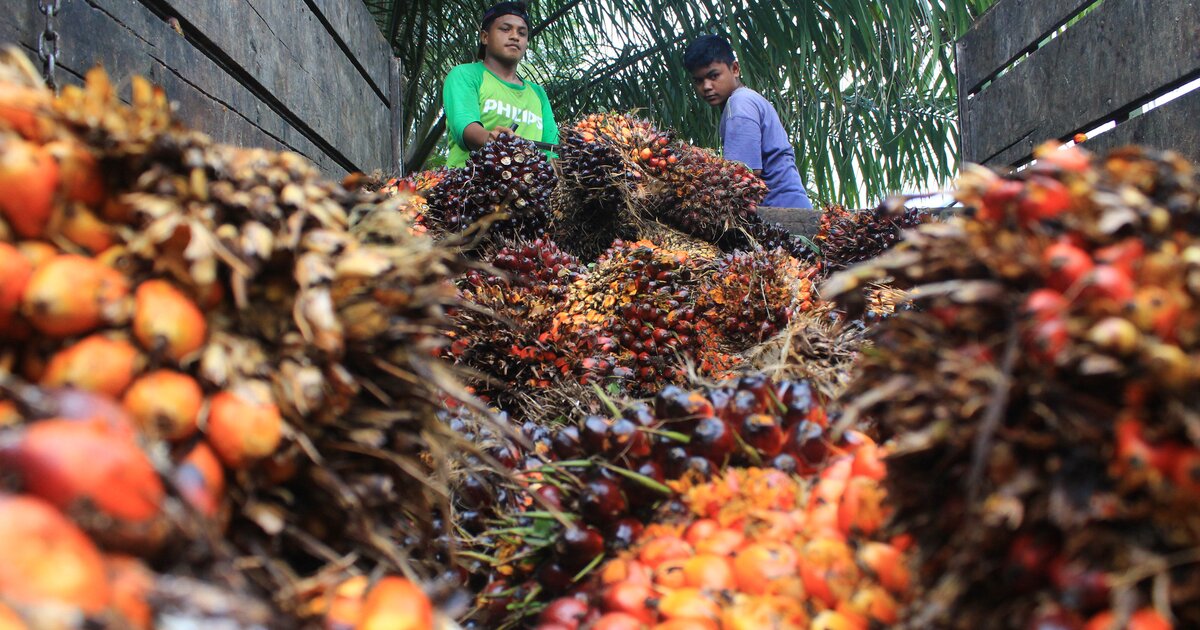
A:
[443, 65, 511, 151]
[533, 83, 559, 159]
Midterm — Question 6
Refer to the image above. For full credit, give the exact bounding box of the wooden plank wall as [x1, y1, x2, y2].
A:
[0, 0, 397, 177]
[958, 0, 1200, 167]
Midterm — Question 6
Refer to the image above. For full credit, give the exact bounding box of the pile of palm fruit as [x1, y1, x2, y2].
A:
[0, 51, 458, 627]
[826, 142, 1200, 628]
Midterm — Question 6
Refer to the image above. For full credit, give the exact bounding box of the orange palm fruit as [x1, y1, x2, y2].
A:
[837, 476, 888, 537]
[0, 493, 111, 614]
[0, 241, 32, 337]
[638, 535, 693, 571]
[592, 613, 647, 630]
[323, 575, 369, 629]
[656, 587, 720, 623]
[57, 203, 115, 254]
[0, 419, 164, 524]
[602, 580, 656, 624]
[15, 240, 58, 268]
[682, 554, 734, 591]
[45, 141, 105, 207]
[104, 555, 154, 630]
[654, 557, 688, 590]
[0, 601, 26, 630]
[133, 280, 207, 362]
[799, 538, 860, 608]
[844, 584, 899, 625]
[205, 383, 284, 469]
[0, 82, 52, 140]
[41, 334, 142, 398]
[810, 610, 867, 630]
[21, 254, 130, 337]
[1083, 609, 1172, 630]
[173, 441, 226, 518]
[692, 527, 744, 556]
[856, 542, 910, 595]
[123, 370, 203, 440]
[358, 576, 433, 630]
[732, 541, 799, 595]
[0, 136, 59, 238]
[0, 401, 19, 427]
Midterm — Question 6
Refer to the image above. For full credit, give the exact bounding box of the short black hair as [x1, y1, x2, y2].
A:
[477, 2, 531, 60]
[682, 35, 736, 71]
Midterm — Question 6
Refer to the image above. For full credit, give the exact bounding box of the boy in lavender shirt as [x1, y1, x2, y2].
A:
[682, 35, 813, 209]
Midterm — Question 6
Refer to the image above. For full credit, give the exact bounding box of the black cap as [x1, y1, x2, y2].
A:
[477, 2, 531, 59]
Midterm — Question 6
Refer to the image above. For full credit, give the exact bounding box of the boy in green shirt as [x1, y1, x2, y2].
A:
[442, 1, 558, 168]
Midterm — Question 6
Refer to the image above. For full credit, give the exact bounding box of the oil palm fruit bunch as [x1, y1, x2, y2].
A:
[450, 239, 583, 403]
[696, 249, 817, 350]
[655, 147, 768, 242]
[736, 215, 817, 262]
[551, 240, 718, 394]
[355, 176, 431, 239]
[425, 133, 558, 238]
[558, 119, 642, 207]
[0, 53, 460, 626]
[569, 113, 678, 180]
[826, 142, 1200, 628]
[813, 203, 929, 272]
[463, 374, 879, 628]
[531, 454, 908, 630]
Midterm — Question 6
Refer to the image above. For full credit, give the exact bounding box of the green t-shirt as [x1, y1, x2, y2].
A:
[442, 62, 559, 168]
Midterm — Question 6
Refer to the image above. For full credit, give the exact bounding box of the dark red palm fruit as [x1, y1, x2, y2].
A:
[559, 525, 606, 570]
[1048, 557, 1110, 611]
[459, 510, 487, 534]
[1027, 316, 1069, 364]
[690, 416, 736, 463]
[581, 415, 611, 454]
[781, 382, 816, 428]
[1026, 606, 1084, 630]
[662, 446, 691, 478]
[623, 460, 666, 507]
[534, 485, 565, 510]
[622, 403, 657, 427]
[740, 414, 786, 457]
[608, 417, 651, 460]
[539, 596, 590, 629]
[1005, 533, 1059, 593]
[538, 560, 574, 595]
[736, 374, 772, 407]
[484, 443, 520, 470]
[552, 425, 583, 459]
[580, 478, 627, 526]
[707, 387, 735, 418]
[609, 518, 644, 551]
[685, 456, 715, 479]
[654, 385, 690, 419]
[459, 474, 491, 509]
[771, 453, 798, 473]
[720, 390, 761, 426]
[785, 420, 828, 470]
[480, 580, 513, 622]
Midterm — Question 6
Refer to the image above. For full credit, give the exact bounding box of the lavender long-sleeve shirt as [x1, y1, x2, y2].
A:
[719, 87, 812, 209]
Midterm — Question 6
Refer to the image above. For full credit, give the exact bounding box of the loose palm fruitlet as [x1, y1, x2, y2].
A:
[813, 203, 929, 272]
[531, 457, 907, 630]
[825, 142, 1200, 628]
[425, 132, 558, 238]
[0, 51, 457, 627]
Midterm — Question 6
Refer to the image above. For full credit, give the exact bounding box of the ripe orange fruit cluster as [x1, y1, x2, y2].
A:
[535, 445, 906, 630]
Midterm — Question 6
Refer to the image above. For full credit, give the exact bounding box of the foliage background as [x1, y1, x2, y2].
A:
[365, 0, 997, 207]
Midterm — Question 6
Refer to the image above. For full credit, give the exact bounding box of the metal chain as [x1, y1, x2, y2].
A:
[36, 0, 62, 91]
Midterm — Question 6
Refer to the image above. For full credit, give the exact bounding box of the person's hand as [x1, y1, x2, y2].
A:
[488, 126, 515, 141]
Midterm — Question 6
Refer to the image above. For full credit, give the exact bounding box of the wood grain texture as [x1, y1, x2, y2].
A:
[307, 0, 392, 99]
[957, 0, 1094, 95]
[756, 207, 822, 238]
[1084, 88, 1200, 164]
[962, 0, 1200, 166]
